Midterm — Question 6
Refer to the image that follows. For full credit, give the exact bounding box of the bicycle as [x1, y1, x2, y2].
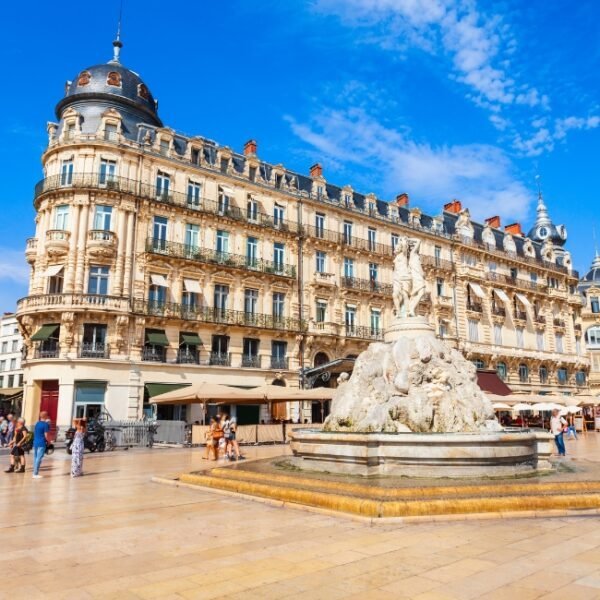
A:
[104, 428, 117, 451]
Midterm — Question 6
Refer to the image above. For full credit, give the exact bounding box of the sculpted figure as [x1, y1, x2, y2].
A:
[408, 239, 426, 316]
[392, 237, 411, 318]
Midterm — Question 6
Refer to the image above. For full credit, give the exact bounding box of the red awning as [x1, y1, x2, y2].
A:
[476, 370, 512, 396]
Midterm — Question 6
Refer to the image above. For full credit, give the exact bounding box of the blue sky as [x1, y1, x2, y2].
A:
[2, 0, 599, 311]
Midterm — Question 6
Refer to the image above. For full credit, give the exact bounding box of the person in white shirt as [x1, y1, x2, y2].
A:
[550, 409, 567, 456]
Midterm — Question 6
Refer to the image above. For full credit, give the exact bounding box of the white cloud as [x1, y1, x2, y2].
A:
[0, 249, 29, 284]
[289, 107, 532, 222]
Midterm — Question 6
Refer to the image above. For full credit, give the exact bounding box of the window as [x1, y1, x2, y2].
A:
[242, 338, 260, 366]
[555, 333, 564, 354]
[216, 230, 229, 255]
[65, 122, 76, 140]
[273, 243, 285, 270]
[271, 341, 287, 368]
[368, 228, 377, 251]
[342, 257, 354, 279]
[557, 368, 568, 385]
[187, 181, 202, 207]
[536, 331, 545, 351]
[0, 376, 3, 387]
[370, 309, 381, 334]
[343, 221, 353, 244]
[519, 363, 529, 383]
[249, 166, 257, 182]
[530, 272, 538, 284]
[152, 216, 168, 250]
[436, 278, 444, 297]
[468, 319, 479, 342]
[488, 261, 497, 272]
[316, 251, 327, 273]
[107, 71, 121, 86]
[9, 358, 16, 370]
[576, 370, 587, 386]
[516, 327, 524, 349]
[576, 338, 582, 355]
[316, 185, 324, 199]
[54, 205, 69, 230]
[7, 375, 14, 388]
[11, 340, 18, 353]
[591, 296, 600, 314]
[99, 159, 116, 184]
[156, 172, 170, 199]
[181, 289, 198, 309]
[48, 268, 64, 294]
[272, 292, 285, 321]
[103, 123, 117, 142]
[159, 139, 170, 156]
[473, 359, 486, 369]
[315, 213, 325, 237]
[1, 342, 7, 353]
[369, 263, 378, 283]
[148, 281, 166, 307]
[244, 289, 258, 316]
[496, 362, 507, 381]
[93, 205, 112, 231]
[462, 253, 477, 266]
[275, 173, 283, 189]
[439, 321, 448, 339]
[344, 193, 352, 208]
[586, 326, 600, 346]
[81, 324, 107, 357]
[434, 246, 442, 263]
[211, 335, 230, 365]
[88, 266, 109, 295]
[345, 305, 356, 333]
[246, 237, 258, 267]
[548, 277, 559, 289]
[218, 188, 231, 215]
[316, 300, 327, 323]
[539, 366, 548, 384]
[247, 197, 258, 222]
[494, 324, 503, 346]
[273, 204, 285, 227]
[0, 360, 5, 372]
[510, 267, 518, 280]
[368, 202, 375, 215]
[60, 160, 73, 185]
[191, 148, 200, 165]
[391, 234, 399, 252]
[214, 285, 229, 314]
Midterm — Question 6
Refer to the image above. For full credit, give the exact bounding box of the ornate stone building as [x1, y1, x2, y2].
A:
[17, 40, 588, 428]
[578, 254, 600, 394]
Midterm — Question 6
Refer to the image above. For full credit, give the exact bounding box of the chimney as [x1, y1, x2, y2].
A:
[243, 139, 257, 156]
[309, 163, 323, 178]
[485, 216, 501, 229]
[396, 193, 409, 207]
[505, 223, 523, 236]
[444, 200, 462, 214]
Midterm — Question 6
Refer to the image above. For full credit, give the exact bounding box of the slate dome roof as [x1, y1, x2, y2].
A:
[583, 254, 600, 283]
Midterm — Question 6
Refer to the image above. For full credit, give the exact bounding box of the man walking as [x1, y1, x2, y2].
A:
[32, 411, 51, 479]
[550, 408, 567, 457]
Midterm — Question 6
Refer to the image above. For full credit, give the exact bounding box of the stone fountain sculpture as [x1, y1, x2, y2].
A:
[324, 236, 499, 434]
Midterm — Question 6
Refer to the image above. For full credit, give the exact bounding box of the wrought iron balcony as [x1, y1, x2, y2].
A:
[420, 255, 454, 271]
[34, 173, 300, 234]
[467, 301, 483, 313]
[142, 346, 166, 362]
[270, 357, 289, 370]
[133, 300, 306, 332]
[514, 310, 528, 321]
[209, 352, 231, 366]
[535, 314, 546, 324]
[241, 355, 262, 368]
[340, 276, 393, 295]
[491, 305, 506, 317]
[302, 225, 393, 257]
[344, 325, 383, 340]
[146, 238, 296, 279]
[79, 342, 109, 359]
[33, 343, 59, 359]
[485, 271, 546, 291]
[554, 318, 566, 328]
[176, 349, 200, 364]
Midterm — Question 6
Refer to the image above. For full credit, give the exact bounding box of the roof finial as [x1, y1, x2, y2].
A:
[110, 0, 123, 63]
[535, 173, 544, 207]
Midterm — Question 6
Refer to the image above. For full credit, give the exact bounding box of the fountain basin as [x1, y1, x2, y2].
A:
[291, 429, 553, 478]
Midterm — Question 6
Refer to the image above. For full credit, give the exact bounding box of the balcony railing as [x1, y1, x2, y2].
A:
[26, 237, 37, 251]
[302, 224, 393, 257]
[241, 355, 262, 368]
[535, 314, 546, 324]
[554, 318, 566, 328]
[340, 276, 393, 295]
[79, 342, 109, 359]
[45, 229, 70, 242]
[514, 310, 527, 321]
[33, 343, 59, 359]
[420, 255, 454, 271]
[176, 349, 200, 364]
[344, 325, 384, 340]
[146, 238, 296, 278]
[133, 300, 306, 332]
[88, 230, 116, 243]
[467, 301, 483, 313]
[142, 346, 166, 362]
[270, 357, 289, 370]
[485, 271, 546, 291]
[17, 294, 130, 313]
[34, 173, 300, 234]
[491, 305, 506, 317]
[209, 352, 231, 366]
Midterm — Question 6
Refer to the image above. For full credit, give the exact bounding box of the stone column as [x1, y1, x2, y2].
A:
[122, 211, 135, 299]
[113, 208, 128, 295]
[64, 203, 81, 293]
[73, 203, 89, 294]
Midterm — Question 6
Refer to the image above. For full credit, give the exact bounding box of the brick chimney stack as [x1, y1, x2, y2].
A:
[505, 223, 523, 236]
[243, 139, 257, 156]
[396, 193, 409, 207]
[485, 216, 501, 229]
[309, 163, 323, 178]
[444, 200, 462, 214]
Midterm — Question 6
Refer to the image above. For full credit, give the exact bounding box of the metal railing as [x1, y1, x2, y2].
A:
[209, 352, 231, 366]
[133, 300, 306, 332]
[176, 349, 200, 364]
[146, 237, 296, 278]
[79, 342, 109, 359]
[142, 346, 166, 362]
[340, 276, 393, 295]
[554, 318, 566, 328]
[241, 355, 261, 368]
[302, 224, 393, 257]
[420, 255, 454, 271]
[104, 420, 186, 446]
[33, 343, 59, 359]
[486, 271, 546, 291]
[467, 301, 483, 313]
[491, 305, 506, 317]
[270, 357, 289, 370]
[345, 325, 383, 340]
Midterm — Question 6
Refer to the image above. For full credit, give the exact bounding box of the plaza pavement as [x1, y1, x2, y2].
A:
[1, 435, 600, 599]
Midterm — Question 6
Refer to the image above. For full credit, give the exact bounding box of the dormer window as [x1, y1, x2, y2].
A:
[138, 83, 149, 99]
[65, 122, 76, 141]
[104, 123, 118, 142]
[344, 193, 351, 207]
[77, 71, 91, 87]
[249, 166, 257, 182]
[107, 71, 121, 87]
[369, 202, 375, 215]
[159, 139, 169, 156]
[220, 157, 229, 173]
[275, 174, 283, 190]
[191, 148, 200, 165]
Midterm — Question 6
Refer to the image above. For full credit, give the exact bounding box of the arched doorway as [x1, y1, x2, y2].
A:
[313, 352, 330, 367]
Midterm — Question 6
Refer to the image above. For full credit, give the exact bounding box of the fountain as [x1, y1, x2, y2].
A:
[291, 236, 552, 477]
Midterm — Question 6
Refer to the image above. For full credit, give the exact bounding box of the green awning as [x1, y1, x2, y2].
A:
[146, 383, 190, 399]
[31, 324, 59, 341]
[146, 331, 169, 346]
[181, 333, 202, 346]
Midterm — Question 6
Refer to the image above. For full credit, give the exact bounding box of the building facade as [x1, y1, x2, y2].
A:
[0, 313, 24, 393]
[579, 254, 600, 394]
[17, 40, 589, 429]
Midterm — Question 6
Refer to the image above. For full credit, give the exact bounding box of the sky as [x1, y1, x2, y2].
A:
[1, 0, 599, 312]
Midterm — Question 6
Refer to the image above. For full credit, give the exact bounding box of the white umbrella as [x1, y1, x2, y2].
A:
[560, 405, 583, 415]
[492, 402, 512, 410]
[512, 402, 532, 411]
[532, 402, 561, 411]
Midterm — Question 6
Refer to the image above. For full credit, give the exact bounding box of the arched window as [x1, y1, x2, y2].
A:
[472, 359, 486, 369]
[271, 378, 285, 387]
[557, 368, 568, 385]
[77, 70, 91, 86]
[107, 71, 121, 87]
[539, 366, 548, 384]
[496, 362, 507, 381]
[576, 370, 587, 386]
[519, 363, 529, 383]
[586, 326, 600, 346]
[313, 352, 329, 367]
[138, 83, 150, 99]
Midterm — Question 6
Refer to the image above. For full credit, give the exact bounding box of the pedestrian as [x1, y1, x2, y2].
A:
[550, 408, 567, 457]
[70, 418, 86, 477]
[566, 414, 578, 440]
[32, 411, 51, 479]
[6, 414, 15, 445]
[222, 413, 232, 459]
[228, 417, 244, 461]
[5, 418, 28, 473]
[0, 416, 7, 446]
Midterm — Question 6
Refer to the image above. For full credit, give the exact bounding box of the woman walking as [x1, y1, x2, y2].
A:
[5, 418, 28, 473]
[71, 418, 86, 477]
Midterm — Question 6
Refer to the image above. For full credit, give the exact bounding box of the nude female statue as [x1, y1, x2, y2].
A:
[392, 237, 411, 318]
[407, 239, 426, 316]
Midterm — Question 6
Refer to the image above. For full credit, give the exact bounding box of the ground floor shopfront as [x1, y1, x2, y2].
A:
[21, 358, 307, 434]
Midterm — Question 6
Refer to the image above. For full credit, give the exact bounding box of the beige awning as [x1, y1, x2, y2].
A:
[183, 278, 201, 293]
[469, 282, 485, 299]
[153, 382, 242, 404]
[493, 289, 510, 304]
[150, 274, 168, 287]
[516, 293, 531, 309]
[44, 264, 64, 277]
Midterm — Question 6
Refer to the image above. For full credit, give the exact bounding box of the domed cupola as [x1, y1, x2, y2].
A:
[582, 253, 600, 285]
[54, 35, 162, 140]
[527, 193, 567, 248]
